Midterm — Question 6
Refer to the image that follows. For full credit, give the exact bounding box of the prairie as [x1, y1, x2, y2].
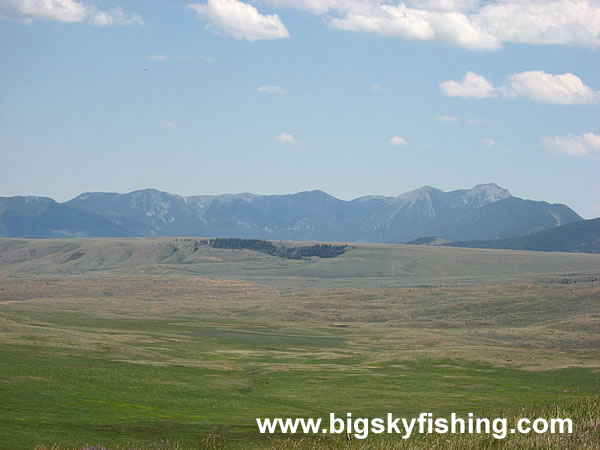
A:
[0, 238, 599, 448]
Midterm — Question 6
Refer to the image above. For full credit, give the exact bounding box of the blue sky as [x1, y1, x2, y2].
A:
[1, 0, 599, 217]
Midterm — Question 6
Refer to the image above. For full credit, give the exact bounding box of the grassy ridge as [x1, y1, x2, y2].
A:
[1, 238, 599, 287]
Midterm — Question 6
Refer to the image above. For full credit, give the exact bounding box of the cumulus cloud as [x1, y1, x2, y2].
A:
[187, 0, 289, 41]
[441, 70, 599, 104]
[507, 71, 600, 104]
[263, 0, 497, 49]
[326, 2, 502, 51]
[436, 114, 458, 122]
[329, 5, 436, 41]
[390, 136, 407, 146]
[475, 0, 600, 48]
[254, 0, 600, 50]
[0, 0, 142, 25]
[276, 132, 296, 143]
[257, 85, 286, 94]
[542, 132, 600, 157]
[440, 71, 498, 98]
[0, 0, 87, 23]
[254, 0, 373, 14]
[404, 0, 480, 12]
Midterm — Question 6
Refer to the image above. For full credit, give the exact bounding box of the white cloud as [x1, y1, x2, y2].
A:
[404, 0, 480, 12]
[440, 71, 498, 98]
[423, 10, 501, 50]
[148, 54, 169, 61]
[585, 133, 600, 149]
[89, 7, 142, 26]
[0, 0, 87, 23]
[475, 0, 600, 48]
[389, 136, 407, 146]
[481, 137, 498, 148]
[436, 114, 458, 123]
[257, 85, 286, 94]
[262, 1, 502, 50]
[370, 83, 384, 91]
[329, 5, 436, 41]
[0, 0, 142, 25]
[327, 2, 500, 50]
[161, 121, 177, 129]
[187, 0, 289, 41]
[254, 0, 600, 50]
[441, 70, 599, 104]
[254, 0, 373, 15]
[542, 132, 600, 157]
[276, 132, 296, 143]
[507, 71, 600, 104]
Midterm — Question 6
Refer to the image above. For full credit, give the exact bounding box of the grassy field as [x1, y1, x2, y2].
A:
[0, 238, 599, 448]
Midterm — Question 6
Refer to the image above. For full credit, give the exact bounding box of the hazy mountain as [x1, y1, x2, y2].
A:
[448, 217, 600, 253]
[0, 196, 133, 238]
[343, 184, 580, 242]
[65, 189, 356, 241]
[0, 184, 583, 242]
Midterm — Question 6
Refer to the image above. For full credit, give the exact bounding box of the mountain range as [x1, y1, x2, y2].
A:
[0, 184, 584, 243]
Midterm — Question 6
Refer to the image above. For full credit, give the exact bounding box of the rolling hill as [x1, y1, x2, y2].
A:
[447, 217, 600, 253]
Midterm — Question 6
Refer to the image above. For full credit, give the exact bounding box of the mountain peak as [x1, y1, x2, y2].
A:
[461, 184, 511, 208]
[394, 185, 441, 205]
[471, 183, 511, 196]
[415, 185, 440, 193]
[295, 189, 332, 197]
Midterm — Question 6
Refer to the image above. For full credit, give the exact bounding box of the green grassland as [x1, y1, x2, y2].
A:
[0, 238, 599, 448]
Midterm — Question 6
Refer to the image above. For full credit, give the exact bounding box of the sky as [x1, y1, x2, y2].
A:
[0, 0, 599, 218]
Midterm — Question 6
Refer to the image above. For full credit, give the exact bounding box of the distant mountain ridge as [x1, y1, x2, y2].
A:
[0, 196, 133, 238]
[447, 218, 600, 254]
[0, 184, 583, 242]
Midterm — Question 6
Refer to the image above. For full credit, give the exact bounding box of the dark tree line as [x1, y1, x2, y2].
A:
[209, 238, 347, 259]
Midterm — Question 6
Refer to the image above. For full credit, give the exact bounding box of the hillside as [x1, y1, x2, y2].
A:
[448, 217, 600, 253]
[1, 237, 599, 287]
[0, 184, 582, 242]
